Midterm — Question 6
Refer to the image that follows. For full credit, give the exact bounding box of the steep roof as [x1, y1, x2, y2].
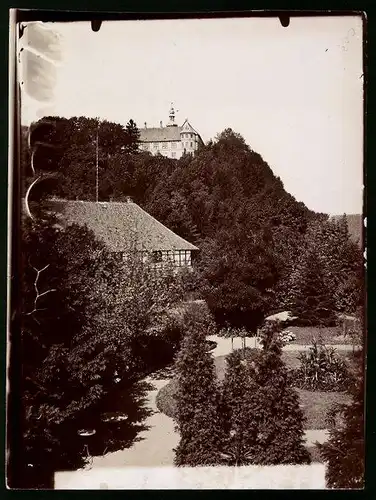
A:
[139, 126, 182, 143]
[46, 199, 199, 252]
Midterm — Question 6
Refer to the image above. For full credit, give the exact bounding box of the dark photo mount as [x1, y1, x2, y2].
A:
[7, 9, 367, 490]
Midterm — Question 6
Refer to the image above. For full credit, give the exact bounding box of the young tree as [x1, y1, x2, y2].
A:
[174, 307, 222, 466]
[249, 322, 311, 465]
[220, 349, 260, 465]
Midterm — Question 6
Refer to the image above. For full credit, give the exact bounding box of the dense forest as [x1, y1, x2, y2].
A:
[22, 116, 362, 329]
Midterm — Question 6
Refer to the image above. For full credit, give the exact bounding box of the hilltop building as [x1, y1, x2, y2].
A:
[45, 198, 199, 268]
[138, 104, 204, 159]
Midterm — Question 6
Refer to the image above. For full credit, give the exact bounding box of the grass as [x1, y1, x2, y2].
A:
[156, 350, 353, 429]
[287, 326, 354, 345]
[296, 389, 351, 429]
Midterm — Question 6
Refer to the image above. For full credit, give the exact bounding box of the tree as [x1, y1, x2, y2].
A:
[288, 248, 337, 326]
[248, 322, 311, 465]
[16, 214, 186, 488]
[220, 349, 260, 465]
[307, 216, 362, 314]
[18, 216, 120, 486]
[317, 317, 365, 488]
[124, 119, 140, 154]
[174, 306, 222, 466]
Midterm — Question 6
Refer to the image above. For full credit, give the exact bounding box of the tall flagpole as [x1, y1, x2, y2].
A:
[95, 119, 99, 202]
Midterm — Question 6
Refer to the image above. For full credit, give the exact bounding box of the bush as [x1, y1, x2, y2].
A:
[292, 341, 351, 391]
[279, 329, 296, 344]
[317, 347, 365, 489]
[173, 315, 222, 466]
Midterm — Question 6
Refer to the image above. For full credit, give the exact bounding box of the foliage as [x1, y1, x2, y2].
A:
[292, 341, 352, 392]
[20, 216, 117, 480]
[286, 216, 362, 321]
[278, 329, 296, 344]
[317, 346, 365, 489]
[249, 322, 311, 465]
[219, 349, 261, 465]
[17, 215, 185, 487]
[174, 313, 222, 466]
[156, 353, 353, 431]
[21, 120, 361, 332]
[288, 248, 337, 326]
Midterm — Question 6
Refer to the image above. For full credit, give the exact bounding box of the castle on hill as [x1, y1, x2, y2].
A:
[138, 104, 204, 159]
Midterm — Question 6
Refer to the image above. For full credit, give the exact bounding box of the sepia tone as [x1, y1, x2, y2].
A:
[7, 13, 365, 490]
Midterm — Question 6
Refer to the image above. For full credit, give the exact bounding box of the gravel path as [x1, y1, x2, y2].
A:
[81, 334, 338, 472]
[207, 334, 356, 358]
[88, 377, 179, 469]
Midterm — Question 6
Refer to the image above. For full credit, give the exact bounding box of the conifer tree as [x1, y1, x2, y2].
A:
[174, 310, 222, 466]
[249, 322, 311, 465]
[289, 249, 336, 326]
[220, 349, 260, 465]
[124, 119, 140, 154]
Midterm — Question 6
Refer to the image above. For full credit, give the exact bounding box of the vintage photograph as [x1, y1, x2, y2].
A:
[8, 13, 365, 489]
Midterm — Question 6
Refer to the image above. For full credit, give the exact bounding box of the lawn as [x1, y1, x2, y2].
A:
[156, 351, 352, 429]
[287, 326, 353, 345]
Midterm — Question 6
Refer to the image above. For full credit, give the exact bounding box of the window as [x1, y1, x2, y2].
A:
[171, 142, 177, 148]
[171, 152, 176, 158]
[153, 143, 158, 149]
[152, 250, 163, 263]
[190, 142, 193, 147]
[162, 143, 167, 149]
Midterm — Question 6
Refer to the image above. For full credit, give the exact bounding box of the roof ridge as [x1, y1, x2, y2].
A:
[132, 203, 199, 250]
[46, 198, 199, 252]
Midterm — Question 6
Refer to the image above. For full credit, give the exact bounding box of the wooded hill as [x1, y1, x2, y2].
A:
[21, 117, 363, 329]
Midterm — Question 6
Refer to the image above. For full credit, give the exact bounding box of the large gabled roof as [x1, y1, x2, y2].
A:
[138, 119, 204, 144]
[46, 199, 199, 252]
[139, 126, 182, 143]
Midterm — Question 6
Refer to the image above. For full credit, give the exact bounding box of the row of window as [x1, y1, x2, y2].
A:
[114, 249, 192, 266]
[182, 133, 195, 139]
[142, 140, 195, 151]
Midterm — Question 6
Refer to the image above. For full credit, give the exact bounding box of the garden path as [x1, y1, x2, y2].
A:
[83, 335, 343, 471]
[87, 377, 179, 469]
[207, 334, 357, 358]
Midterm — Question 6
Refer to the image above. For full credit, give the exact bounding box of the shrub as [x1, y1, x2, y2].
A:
[317, 347, 365, 489]
[292, 341, 351, 391]
[219, 349, 261, 465]
[173, 316, 222, 466]
[279, 329, 296, 344]
[248, 322, 311, 465]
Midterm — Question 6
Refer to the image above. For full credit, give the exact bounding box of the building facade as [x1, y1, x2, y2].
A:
[46, 198, 199, 270]
[138, 105, 204, 159]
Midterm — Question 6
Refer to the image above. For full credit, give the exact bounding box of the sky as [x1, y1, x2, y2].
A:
[19, 16, 364, 215]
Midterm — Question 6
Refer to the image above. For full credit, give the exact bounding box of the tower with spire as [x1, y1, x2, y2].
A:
[167, 102, 177, 127]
